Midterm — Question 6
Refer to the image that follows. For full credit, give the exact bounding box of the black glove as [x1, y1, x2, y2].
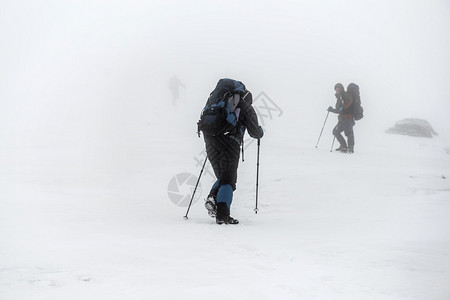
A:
[327, 106, 334, 112]
[258, 126, 264, 139]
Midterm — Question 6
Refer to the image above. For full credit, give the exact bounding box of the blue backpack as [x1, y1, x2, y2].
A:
[197, 78, 246, 137]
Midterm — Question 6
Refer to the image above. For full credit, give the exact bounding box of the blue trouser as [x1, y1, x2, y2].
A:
[216, 184, 233, 210]
[209, 180, 220, 198]
[205, 135, 240, 210]
[208, 178, 234, 211]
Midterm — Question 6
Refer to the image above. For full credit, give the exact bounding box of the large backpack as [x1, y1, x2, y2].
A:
[347, 83, 364, 121]
[197, 78, 246, 136]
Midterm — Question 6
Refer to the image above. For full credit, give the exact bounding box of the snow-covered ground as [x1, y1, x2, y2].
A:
[1, 96, 449, 299]
[2, 1, 450, 299]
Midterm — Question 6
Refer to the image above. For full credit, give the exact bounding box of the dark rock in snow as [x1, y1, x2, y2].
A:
[386, 118, 438, 138]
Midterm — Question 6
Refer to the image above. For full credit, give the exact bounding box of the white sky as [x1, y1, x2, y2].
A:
[1, 0, 450, 145]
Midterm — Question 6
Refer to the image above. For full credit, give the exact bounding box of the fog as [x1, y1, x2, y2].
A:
[1, 0, 450, 157]
[2, 2, 450, 298]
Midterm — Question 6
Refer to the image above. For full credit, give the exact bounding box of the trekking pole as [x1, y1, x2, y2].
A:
[183, 156, 208, 220]
[254, 139, 260, 214]
[315, 111, 330, 148]
[330, 136, 336, 152]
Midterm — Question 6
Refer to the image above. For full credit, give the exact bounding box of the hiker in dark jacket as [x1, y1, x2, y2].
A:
[203, 83, 263, 225]
[328, 83, 355, 153]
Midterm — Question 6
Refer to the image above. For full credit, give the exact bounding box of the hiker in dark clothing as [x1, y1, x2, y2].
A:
[328, 83, 355, 153]
[203, 83, 263, 225]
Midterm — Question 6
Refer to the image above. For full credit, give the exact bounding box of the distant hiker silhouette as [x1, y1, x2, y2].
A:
[168, 76, 185, 104]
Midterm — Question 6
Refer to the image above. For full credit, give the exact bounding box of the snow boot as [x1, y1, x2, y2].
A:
[215, 202, 239, 225]
[204, 196, 217, 218]
[335, 145, 348, 152]
[216, 215, 239, 225]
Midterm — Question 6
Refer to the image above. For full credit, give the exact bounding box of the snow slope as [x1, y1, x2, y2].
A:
[2, 1, 450, 299]
[1, 96, 450, 300]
